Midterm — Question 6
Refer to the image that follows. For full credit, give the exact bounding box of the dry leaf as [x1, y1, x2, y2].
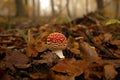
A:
[111, 40, 120, 49]
[26, 30, 39, 57]
[14, 64, 31, 69]
[104, 64, 117, 80]
[40, 31, 51, 41]
[33, 51, 59, 66]
[39, 25, 47, 31]
[51, 58, 89, 77]
[67, 36, 76, 48]
[68, 36, 80, 54]
[0, 46, 10, 54]
[34, 40, 47, 53]
[79, 41, 101, 61]
[0, 68, 15, 80]
[103, 33, 112, 42]
[26, 44, 38, 57]
[29, 72, 47, 79]
[50, 72, 75, 80]
[94, 33, 112, 46]
[0, 52, 29, 71]
[69, 48, 81, 54]
[84, 62, 103, 80]
[111, 40, 120, 45]
[28, 29, 35, 45]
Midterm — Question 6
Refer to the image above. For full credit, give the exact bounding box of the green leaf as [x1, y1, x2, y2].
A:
[105, 19, 120, 26]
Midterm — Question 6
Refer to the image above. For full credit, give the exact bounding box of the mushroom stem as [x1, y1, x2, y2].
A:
[53, 50, 65, 58]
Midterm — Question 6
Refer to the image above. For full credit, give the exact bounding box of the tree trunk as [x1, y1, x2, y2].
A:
[115, 0, 119, 18]
[15, 0, 26, 17]
[32, 0, 35, 17]
[96, 0, 104, 10]
[86, 0, 88, 14]
[51, 0, 55, 16]
[24, 0, 28, 17]
[24, 0, 28, 4]
[66, 0, 71, 17]
[37, 0, 40, 17]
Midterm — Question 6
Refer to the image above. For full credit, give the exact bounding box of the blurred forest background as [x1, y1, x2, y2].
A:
[0, 0, 120, 28]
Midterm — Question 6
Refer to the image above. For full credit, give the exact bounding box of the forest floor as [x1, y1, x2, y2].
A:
[0, 13, 120, 80]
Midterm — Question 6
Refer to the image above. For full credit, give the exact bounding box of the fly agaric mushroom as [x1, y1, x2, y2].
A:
[47, 32, 67, 58]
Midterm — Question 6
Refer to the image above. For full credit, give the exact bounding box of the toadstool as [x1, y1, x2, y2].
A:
[47, 32, 67, 58]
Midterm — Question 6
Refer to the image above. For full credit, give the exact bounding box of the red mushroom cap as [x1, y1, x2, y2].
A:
[47, 32, 67, 50]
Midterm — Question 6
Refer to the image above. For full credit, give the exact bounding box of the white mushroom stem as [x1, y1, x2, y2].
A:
[52, 50, 65, 58]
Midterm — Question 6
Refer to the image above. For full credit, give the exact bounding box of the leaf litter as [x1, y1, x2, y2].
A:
[0, 13, 120, 80]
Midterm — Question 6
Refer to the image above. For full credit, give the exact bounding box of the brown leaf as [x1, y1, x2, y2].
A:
[104, 64, 117, 80]
[26, 31, 49, 57]
[94, 33, 112, 46]
[79, 41, 101, 61]
[28, 30, 35, 45]
[26, 44, 38, 57]
[84, 62, 103, 80]
[0, 46, 10, 54]
[67, 36, 76, 48]
[13, 37, 26, 49]
[111, 40, 120, 45]
[0, 68, 15, 80]
[14, 64, 31, 69]
[29, 72, 47, 79]
[103, 33, 112, 42]
[51, 58, 89, 77]
[50, 72, 75, 80]
[33, 51, 59, 66]
[93, 35, 103, 46]
[0, 52, 29, 71]
[26, 30, 39, 57]
[40, 31, 51, 41]
[68, 36, 80, 54]
[97, 59, 120, 68]
[34, 40, 47, 53]
[0, 40, 12, 44]
[38, 25, 49, 32]
[111, 40, 120, 49]
[69, 48, 81, 54]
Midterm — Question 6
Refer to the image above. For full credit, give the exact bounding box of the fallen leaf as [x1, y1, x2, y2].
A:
[26, 30, 39, 57]
[103, 33, 112, 42]
[51, 58, 89, 77]
[0, 52, 29, 71]
[39, 25, 47, 31]
[69, 48, 81, 54]
[110, 40, 120, 49]
[29, 72, 47, 79]
[84, 62, 103, 80]
[33, 51, 59, 66]
[68, 36, 81, 54]
[67, 36, 76, 48]
[93, 35, 103, 46]
[104, 64, 117, 80]
[79, 41, 101, 61]
[26, 44, 38, 57]
[93, 33, 112, 46]
[50, 72, 75, 80]
[14, 64, 31, 69]
[0, 68, 15, 80]
[0, 46, 10, 54]
[40, 31, 51, 41]
[34, 40, 47, 53]
[27, 29, 35, 45]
